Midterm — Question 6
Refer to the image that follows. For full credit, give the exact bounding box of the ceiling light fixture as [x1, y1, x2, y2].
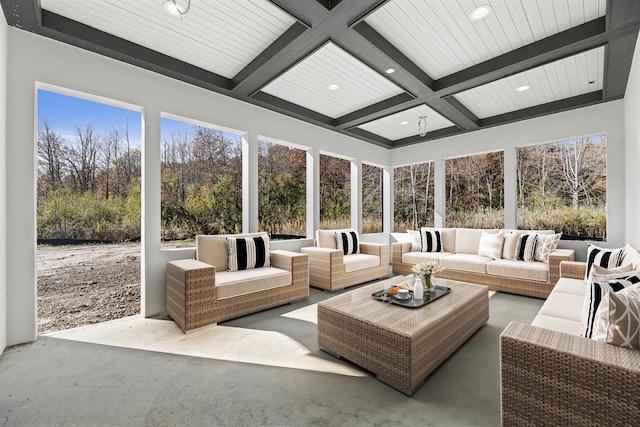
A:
[516, 85, 531, 92]
[385, 67, 396, 74]
[400, 121, 409, 125]
[328, 84, 340, 91]
[163, 0, 191, 19]
[469, 5, 492, 21]
[418, 116, 428, 137]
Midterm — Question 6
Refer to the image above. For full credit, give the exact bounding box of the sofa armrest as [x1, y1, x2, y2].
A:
[560, 260, 587, 280]
[271, 250, 309, 292]
[166, 259, 216, 332]
[359, 242, 389, 261]
[500, 321, 640, 426]
[547, 248, 575, 285]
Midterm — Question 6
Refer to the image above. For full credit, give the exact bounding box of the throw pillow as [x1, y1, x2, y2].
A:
[582, 272, 640, 338]
[406, 229, 421, 252]
[516, 234, 538, 262]
[534, 232, 562, 263]
[589, 263, 634, 285]
[477, 231, 504, 260]
[584, 244, 626, 281]
[335, 230, 359, 255]
[420, 228, 442, 253]
[621, 243, 640, 270]
[226, 235, 270, 272]
[502, 232, 519, 260]
[592, 283, 640, 349]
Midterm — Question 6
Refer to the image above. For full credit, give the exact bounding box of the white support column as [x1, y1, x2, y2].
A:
[243, 133, 258, 232]
[307, 148, 320, 238]
[141, 107, 163, 317]
[503, 148, 517, 229]
[434, 158, 446, 227]
[383, 166, 393, 232]
[351, 159, 362, 231]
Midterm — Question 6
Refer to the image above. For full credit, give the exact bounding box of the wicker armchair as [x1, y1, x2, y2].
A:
[500, 261, 640, 426]
[166, 232, 308, 332]
[301, 229, 389, 291]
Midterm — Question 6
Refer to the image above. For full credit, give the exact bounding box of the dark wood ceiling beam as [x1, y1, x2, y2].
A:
[335, 93, 417, 128]
[0, 0, 40, 29]
[251, 91, 335, 126]
[343, 127, 392, 148]
[233, 0, 389, 97]
[435, 18, 607, 96]
[480, 91, 603, 128]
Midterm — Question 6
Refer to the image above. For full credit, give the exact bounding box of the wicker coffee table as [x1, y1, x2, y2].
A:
[317, 276, 489, 395]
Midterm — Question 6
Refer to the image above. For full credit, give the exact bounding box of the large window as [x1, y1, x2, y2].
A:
[517, 135, 606, 240]
[258, 139, 306, 239]
[320, 154, 351, 229]
[446, 151, 504, 228]
[394, 162, 434, 231]
[362, 163, 383, 233]
[160, 118, 242, 242]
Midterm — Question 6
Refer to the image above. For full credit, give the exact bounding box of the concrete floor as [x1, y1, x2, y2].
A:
[0, 288, 543, 427]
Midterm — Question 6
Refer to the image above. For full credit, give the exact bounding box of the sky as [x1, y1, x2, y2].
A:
[37, 89, 240, 148]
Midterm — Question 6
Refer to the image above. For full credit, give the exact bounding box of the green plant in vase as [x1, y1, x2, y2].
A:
[411, 261, 445, 293]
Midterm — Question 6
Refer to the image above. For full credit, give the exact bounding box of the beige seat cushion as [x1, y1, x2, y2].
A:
[487, 259, 548, 282]
[402, 251, 454, 264]
[552, 278, 587, 297]
[441, 254, 491, 274]
[537, 290, 584, 323]
[455, 228, 498, 254]
[531, 314, 583, 336]
[215, 267, 291, 300]
[343, 253, 380, 273]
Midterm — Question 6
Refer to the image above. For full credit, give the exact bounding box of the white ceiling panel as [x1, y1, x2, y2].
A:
[453, 47, 604, 119]
[40, 0, 296, 79]
[261, 42, 405, 119]
[358, 104, 454, 141]
[365, 0, 606, 79]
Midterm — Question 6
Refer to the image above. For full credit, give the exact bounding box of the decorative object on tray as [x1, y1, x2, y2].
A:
[411, 261, 445, 294]
[413, 275, 424, 300]
[371, 285, 450, 308]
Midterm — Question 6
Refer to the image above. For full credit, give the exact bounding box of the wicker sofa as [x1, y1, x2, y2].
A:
[500, 260, 640, 426]
[392, 228, 575, 298]
[166, 232, 309, 332]
[301, 229, 389, 291]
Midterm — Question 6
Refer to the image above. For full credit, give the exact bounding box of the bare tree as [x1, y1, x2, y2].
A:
[63, 121, 102, 193]
[37, 118, 65, 193]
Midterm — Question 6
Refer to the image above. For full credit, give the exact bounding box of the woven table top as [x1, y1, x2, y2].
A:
[318, 276, 488, 337]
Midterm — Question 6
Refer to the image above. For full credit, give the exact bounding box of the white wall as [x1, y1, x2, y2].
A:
[625, 34, 640, 247]
[391, 100, 627, 261]
[0, 15, 8, 354]
[4, 28, 389, 346]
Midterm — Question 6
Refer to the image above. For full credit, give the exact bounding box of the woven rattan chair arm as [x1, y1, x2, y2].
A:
[270, 250, 306, 272]
[560, 260, 587, 279]
[500, 321, 640, 425]
[547, 249, 575, 285]
[359, 242, 384, 256]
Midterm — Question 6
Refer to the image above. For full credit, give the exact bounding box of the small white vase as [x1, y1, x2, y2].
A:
[413, 275, 424, 300]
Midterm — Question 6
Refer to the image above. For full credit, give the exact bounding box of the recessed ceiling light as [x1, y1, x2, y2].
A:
[400, 121, 409, 125]
[516, 85, 531, 92]
[385, 67, 396, 74]
[469, 5, 492, 21]
[327, 84, 340, 91]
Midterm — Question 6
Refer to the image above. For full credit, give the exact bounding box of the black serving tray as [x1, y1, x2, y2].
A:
[371, 285, 450, 308]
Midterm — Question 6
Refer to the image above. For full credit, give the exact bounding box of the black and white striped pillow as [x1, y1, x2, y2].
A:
[583, 273, 640, 338]
[335, 230, 359, 255]
[420, 228, 442, 253]
[226, 235, 270, 272]
[585, 245, 626, 281]
[516, 234, 538, 262]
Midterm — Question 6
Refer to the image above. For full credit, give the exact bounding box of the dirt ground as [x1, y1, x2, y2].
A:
[37, 242, 143, 334]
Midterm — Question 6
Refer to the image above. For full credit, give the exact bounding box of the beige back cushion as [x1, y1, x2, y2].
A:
[316, 229, 355, 249]
[197, 232, 269, 271]
[455, 228, 498, 254]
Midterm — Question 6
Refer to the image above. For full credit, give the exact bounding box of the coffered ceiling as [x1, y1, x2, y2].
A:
[2, 0, 639, 149]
